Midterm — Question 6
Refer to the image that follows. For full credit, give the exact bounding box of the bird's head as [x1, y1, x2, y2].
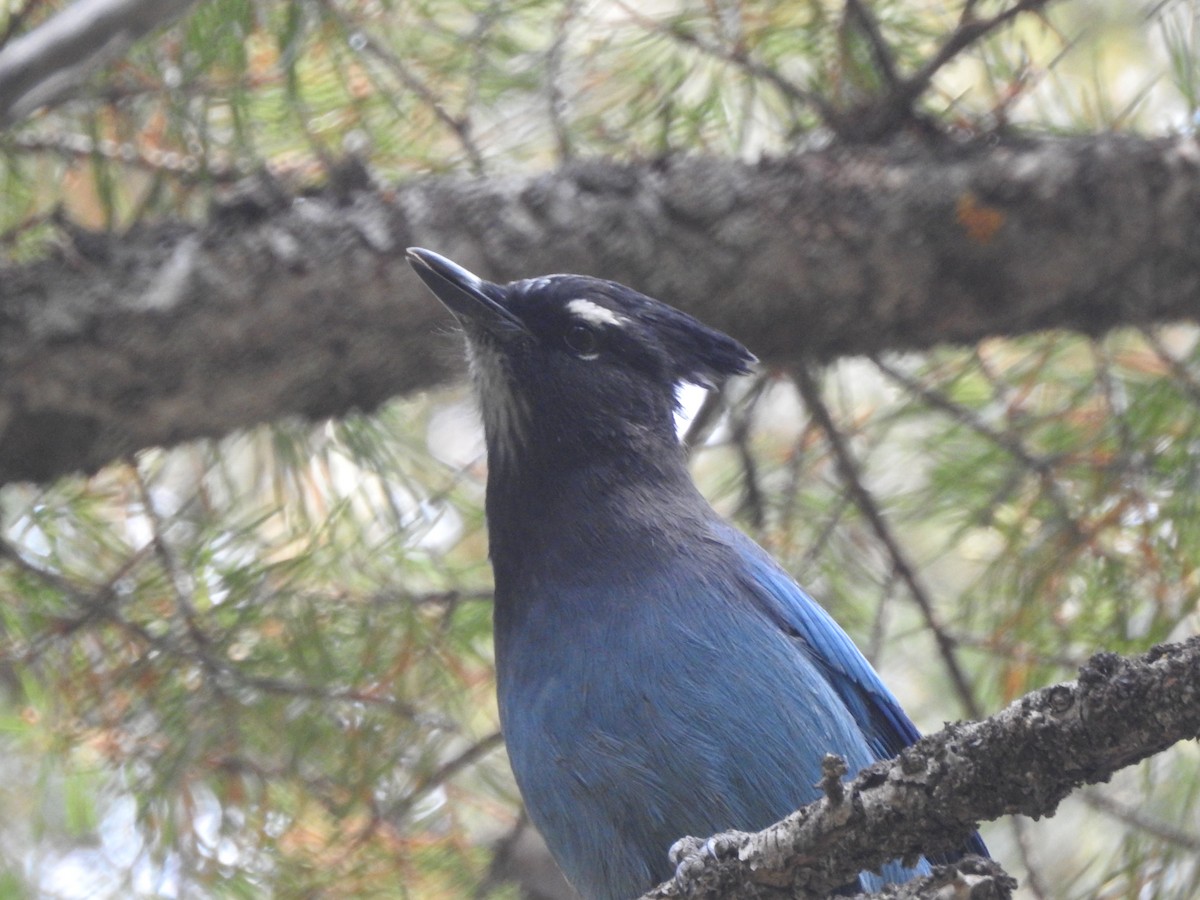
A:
[407, 248, 755, 476]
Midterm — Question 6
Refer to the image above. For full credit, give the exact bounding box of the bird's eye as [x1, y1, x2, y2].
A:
[564, 324, 600, 358]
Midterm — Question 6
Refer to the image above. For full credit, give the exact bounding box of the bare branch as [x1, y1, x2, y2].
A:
[888, 0, 1057, 126]
[794, 364, 982, 719]
[643, 636, 1200, 899]
[617, 2, 835, 123]
[0, 0, 201, 124]
[9, 126, 245, 181]
[316, 0, 486, 174]
[383, 731, 505, 825]
[1082, 789, 1200, 853]
[843, 0, 901, 91]
[871, 356, 1085, 539]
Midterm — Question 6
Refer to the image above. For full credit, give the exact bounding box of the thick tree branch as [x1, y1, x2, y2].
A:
[4, 134, 1200, 484]
[639, 636, 1200, 899]
[0, 0, 201, 123]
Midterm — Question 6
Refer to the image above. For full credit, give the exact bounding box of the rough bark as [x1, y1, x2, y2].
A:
[4, 133, 1200, 485]
[640, 636, 1200, 900]
[0, 0, 202, 123]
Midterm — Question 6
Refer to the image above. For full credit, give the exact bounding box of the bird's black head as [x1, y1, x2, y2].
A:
[407, 248, 755, 477]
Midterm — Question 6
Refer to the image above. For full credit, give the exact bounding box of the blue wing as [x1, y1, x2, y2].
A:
[716, 523, 989, 860]
[717, 522, 918, 759]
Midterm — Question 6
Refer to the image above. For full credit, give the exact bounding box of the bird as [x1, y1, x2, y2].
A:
[406, 247, 987, 900]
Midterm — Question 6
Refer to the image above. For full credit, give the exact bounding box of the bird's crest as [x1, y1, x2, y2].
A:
[509, 273, 756, 391]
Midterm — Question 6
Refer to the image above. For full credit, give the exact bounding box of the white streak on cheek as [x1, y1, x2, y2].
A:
[674, 381, 709, 440]
[567, 298, 627, 328]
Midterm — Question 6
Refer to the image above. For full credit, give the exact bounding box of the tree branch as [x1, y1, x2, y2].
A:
[0, 0, 201, 124]
[640, 636, 1200, 899]
[4, 134, 1200, 485]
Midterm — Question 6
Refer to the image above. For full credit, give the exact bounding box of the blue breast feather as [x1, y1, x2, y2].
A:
[495, 522, 950, 899]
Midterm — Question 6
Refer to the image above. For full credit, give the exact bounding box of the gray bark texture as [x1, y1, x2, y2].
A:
[641, 636, 1200, 900]
[0, 0, 202, 123]
[3, 133, 1200, 485]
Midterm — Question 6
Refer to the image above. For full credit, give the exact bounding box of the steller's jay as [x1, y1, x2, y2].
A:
[407, 248, 987, 900]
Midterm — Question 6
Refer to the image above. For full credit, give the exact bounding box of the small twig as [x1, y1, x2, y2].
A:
[825, 0, 1057, 139]
[0, 530, 154, 665]
[798, 493, 853, 577]
[1142, 328, 1200, 407]
[818, 753, 848, 805]
[897, 0, 1055, 113]
[1089, 341, 1136, 468]
[615, 1, 836, 124]
[843, 0, 901, 90]
[871, 356, 1085, 543]
[384, 731, 505, 823]
[0, 208, 51, 246]
[1007, 816, 1051, 900]
[6, 128, 246, 182]
[864, 571, 896, 664]
[464, 0, 502, 165]
[793, 364, 981, 719]
[545, 0, 581, 161]
[1083, 788, 1200, 852]
[235, 671, 429, 720]
[95, 596, 439, 725]
[129, 458, 206, 643]
[727, 377, 770, 531]
[474, 810, 537, 899]
[949, 631, 1087, 671]
[363, 588, 495, 610]
[319, 0, 485, 173]
[0, 532, 81, 598]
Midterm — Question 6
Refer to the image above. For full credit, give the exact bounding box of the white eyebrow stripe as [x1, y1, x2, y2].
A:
[567, 298, 627, 328]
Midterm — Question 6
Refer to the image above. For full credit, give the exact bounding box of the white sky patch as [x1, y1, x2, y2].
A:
[567, 298, 626, 328]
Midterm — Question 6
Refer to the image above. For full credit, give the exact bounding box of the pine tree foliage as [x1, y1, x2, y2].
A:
[1, 1, 1198, 897]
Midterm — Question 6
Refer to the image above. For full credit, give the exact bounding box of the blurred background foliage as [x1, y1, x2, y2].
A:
[2, 0, 1200, 897]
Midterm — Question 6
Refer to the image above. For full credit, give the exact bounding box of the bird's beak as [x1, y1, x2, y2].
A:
[407, 248, 526, 335]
